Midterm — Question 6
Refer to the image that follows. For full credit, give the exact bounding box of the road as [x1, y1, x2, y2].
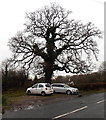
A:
[2, 92, 105, 119]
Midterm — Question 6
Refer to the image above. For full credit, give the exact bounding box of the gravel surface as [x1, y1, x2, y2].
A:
[7, 94, 80, 112]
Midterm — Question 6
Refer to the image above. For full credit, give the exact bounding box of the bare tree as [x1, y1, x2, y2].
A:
[8, 3, 102, 83]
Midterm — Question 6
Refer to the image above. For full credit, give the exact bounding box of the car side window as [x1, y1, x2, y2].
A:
[56, 85, 64, 87]
[52, 85, 58, 87]
[52, 84, 65, 87]
[57, 85, 61, 87]
[38, 84, 44, 88]
[60, 85, 64, 87]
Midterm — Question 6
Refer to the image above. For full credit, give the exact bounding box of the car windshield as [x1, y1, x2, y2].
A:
[32, 84, 38, 88]
[64, 85, 70, 88]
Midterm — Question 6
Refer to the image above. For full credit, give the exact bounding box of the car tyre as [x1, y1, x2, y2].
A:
[27, 90, 31, 95]
[41, 91, 46, 96]
[66, 90, 72, 95]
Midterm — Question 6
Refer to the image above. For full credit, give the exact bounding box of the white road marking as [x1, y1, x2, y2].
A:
[97, 100, 105, 104]
[52, 106, 88, 119]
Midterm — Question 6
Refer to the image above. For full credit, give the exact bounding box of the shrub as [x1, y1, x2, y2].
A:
[75, 82, 106, 90]
[2, 96, 8, 106]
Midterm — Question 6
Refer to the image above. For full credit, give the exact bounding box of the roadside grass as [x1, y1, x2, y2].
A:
[2, 89, 27, 111]
[3, 89, 26, 98]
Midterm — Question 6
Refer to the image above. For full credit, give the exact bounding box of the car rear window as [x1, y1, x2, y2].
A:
[45, 83, 51, 87]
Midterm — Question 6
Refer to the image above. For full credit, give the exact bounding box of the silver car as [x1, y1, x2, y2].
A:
[51, 83, 79, 95]
[26, 83, 54, 96]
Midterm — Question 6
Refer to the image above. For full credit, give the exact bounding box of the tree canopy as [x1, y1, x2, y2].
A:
[9, 3, 102, 83]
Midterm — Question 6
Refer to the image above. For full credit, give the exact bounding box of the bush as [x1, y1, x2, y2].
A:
[2, 96, 8, 106]
[75, 82, 106, 90]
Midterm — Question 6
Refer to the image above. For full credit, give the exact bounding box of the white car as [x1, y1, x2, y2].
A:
[26, 83, 54, 96]
[51, 83, 79, 95]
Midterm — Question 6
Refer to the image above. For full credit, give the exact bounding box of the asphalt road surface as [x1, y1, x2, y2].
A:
[2, 92, 105, 119]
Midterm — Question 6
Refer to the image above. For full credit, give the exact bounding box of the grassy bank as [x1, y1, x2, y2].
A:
[2, 89, 26, 112]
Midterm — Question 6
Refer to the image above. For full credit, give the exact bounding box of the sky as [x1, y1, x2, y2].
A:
[0, 0, 105, 71]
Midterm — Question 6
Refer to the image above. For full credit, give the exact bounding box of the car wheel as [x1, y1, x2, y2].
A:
[27, 90, 31, 95]
[41, 91, 46, 96]
[66, 90, 71, 95]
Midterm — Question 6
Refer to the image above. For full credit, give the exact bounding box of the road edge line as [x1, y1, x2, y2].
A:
[52, 106, 88, 119]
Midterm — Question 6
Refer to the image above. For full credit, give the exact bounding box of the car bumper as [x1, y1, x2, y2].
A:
[45, 90, 54, 94]
[72, 90, 79, 94]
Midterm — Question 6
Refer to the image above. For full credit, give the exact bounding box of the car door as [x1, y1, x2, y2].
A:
[37, 84, 44, 94]
[52, 85, 59, 92]
[31, 84, 38, 94]
[58, 85, 66, 93]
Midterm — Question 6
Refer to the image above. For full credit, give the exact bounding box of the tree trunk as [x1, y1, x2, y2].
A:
[44, 61, 53, 83]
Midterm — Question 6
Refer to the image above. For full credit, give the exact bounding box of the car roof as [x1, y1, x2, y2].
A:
[37, 83, 50, 85]
[52, 83, 66, 85]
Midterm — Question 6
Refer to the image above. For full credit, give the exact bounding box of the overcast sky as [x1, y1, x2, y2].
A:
[0, 0, 105, 70]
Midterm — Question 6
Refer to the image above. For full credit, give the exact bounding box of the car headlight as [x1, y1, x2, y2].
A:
[72, 89, 78, 92]
[72, 89, 75, 92]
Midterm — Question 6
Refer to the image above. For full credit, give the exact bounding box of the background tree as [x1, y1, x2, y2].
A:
[9, 3, 102, 83]
[1, 60, 10, 90]
[99, 61, 106, 72]
[98, 61, 106, 83]
[1, 60, 29, 90]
